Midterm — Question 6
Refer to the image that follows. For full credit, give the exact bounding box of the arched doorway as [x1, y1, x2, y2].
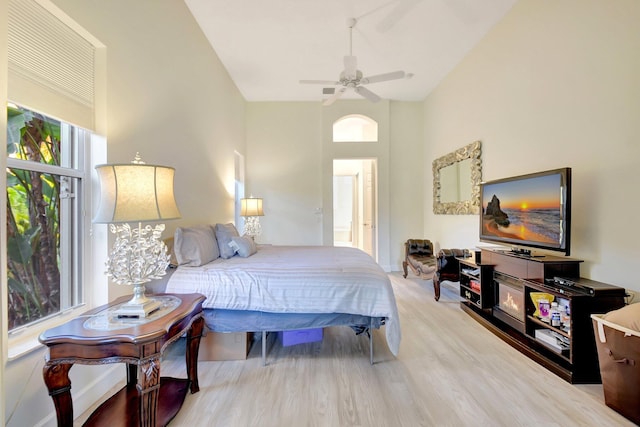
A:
[332, 115, 378, 259]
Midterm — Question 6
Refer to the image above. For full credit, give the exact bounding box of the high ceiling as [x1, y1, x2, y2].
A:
[185, 0, 517, 103]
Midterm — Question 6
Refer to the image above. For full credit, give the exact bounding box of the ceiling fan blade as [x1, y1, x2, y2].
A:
[323, 87, 347, 106]
[300, 79, 340, 85]
[361, 70, 406, 85]
[355, 86, 381, 103]
[344, 55, 357, 80]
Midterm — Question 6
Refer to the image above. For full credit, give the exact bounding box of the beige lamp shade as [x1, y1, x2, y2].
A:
[94, 163, 181, 223]
[240, 198, 264, 217]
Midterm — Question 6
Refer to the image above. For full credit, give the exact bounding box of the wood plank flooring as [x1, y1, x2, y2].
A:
[77, 273, 633, 426]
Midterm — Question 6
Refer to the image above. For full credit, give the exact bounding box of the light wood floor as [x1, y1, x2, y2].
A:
[78, 273, 633, 426]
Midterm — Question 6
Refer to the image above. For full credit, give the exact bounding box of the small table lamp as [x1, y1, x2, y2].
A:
[94, 153, 180, 317]
[240, 197, 264, 240]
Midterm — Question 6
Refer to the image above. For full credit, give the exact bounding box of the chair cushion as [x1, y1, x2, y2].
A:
[439, 248, 469, 258]
[408, 254, 437, 273]
[407, 239, 433, 256]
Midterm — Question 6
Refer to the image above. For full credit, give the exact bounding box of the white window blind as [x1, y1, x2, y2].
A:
[8, 0, 97, 129]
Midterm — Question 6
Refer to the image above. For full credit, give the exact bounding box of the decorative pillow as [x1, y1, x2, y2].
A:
[229, 236, 258, 258]
[163, 237, 179, 267]
[174, 225, 219, 266]
[603, 303, 640, 332]
[215, 223, 240, 259]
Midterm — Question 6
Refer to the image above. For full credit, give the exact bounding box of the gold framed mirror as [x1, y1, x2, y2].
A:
[432, 140, 482, 215]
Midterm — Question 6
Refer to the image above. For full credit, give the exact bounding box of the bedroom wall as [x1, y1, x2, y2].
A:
[245, 102, 324, 246]
[423, 0, 640, 291]
[389, 101, 426, 266]
[52, 0, 247, 300]
[245, 100, 424, 271]
[3, 1, 246, 425]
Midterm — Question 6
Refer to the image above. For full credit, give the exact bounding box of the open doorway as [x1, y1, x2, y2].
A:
[333, 159, 377, 260]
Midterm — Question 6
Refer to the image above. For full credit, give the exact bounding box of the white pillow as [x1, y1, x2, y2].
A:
[174, 225, 219, 266]
[215, 223, 240, 259]
[229, 236, 258, 258]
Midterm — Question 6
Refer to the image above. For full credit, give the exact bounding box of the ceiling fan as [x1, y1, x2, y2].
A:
[299, 18, 407, 106]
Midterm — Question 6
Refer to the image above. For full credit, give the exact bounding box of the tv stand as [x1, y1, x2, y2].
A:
[459, 249, 625, 383]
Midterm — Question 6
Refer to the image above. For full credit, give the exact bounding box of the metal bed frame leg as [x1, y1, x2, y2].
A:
[262, 331, 267, 366]
[369, 318, 374, 365]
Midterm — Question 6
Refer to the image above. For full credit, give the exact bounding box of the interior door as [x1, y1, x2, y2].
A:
[362, 160, 376, 259]
[333, 174, 356, 246]
[333, 158, 377, 260]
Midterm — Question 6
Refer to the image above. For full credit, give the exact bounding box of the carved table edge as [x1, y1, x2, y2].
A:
[43, 312, 204, 368]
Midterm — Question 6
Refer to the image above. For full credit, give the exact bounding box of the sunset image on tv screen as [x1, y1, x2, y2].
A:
[482, 174, 563, 245]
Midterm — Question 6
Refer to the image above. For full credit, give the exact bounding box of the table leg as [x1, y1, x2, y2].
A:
[137, 356, 161, 427]
[43, 362, 74, 427]
[186, 316, 204, 393]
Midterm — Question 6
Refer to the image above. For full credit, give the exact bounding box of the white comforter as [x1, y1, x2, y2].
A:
[166, 245, 401, 355]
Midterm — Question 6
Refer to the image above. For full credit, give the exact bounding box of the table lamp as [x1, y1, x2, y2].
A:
[240, 197, 264, 240]
[94, 153, 180, 317]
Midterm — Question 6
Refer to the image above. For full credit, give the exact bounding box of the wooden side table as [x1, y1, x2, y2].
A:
[39, 293, 205, 427]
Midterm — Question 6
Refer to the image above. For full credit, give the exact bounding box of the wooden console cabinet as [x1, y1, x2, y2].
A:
[458, 257, 494, 309]
[460, 249, 625, 383]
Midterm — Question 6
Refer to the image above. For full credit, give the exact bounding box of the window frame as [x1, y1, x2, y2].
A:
[3, 0, 108, 365]
[333, 114, 379, 142]
[5, 108, 96, 360]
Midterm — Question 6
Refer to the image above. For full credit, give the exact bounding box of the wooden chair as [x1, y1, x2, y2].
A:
[403, 239, 439, 296]
[403, 239, 437, 279]
[434, 248, 471, 301]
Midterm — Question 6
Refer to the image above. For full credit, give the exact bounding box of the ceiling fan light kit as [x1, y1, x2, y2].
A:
[300, 17, 407, 106]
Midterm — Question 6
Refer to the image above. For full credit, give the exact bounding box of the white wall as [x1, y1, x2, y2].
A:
[389, 102, 426, 266]
[53, 0, 247, 299]
[245, 102, 324, 246]
[246, 100, 425, 271]
[3, 1, 247, 425]
[423, 0, 640, 291]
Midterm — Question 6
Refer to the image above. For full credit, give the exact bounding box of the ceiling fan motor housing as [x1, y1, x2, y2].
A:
[339, 69, 363, 86]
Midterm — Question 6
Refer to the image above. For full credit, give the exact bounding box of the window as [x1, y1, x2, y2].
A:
[8, 0, 99, 130]
[333, 115, 378, 142]
[4, 0, 105, 361]
[6, 104, 86, 331]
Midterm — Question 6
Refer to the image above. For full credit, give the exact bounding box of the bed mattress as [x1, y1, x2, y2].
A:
[165, 245, 400, 355]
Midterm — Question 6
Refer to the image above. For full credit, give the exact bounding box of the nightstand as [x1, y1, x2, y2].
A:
[39, 293, 205, 427]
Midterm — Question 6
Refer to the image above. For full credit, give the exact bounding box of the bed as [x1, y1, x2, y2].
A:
[161, 224, 401, 364]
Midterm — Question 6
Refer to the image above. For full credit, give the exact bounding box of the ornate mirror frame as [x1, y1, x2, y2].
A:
[432, 140, 482, 215]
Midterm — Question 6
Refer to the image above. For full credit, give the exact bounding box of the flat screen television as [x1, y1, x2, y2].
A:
[479, 167, 572, 255]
